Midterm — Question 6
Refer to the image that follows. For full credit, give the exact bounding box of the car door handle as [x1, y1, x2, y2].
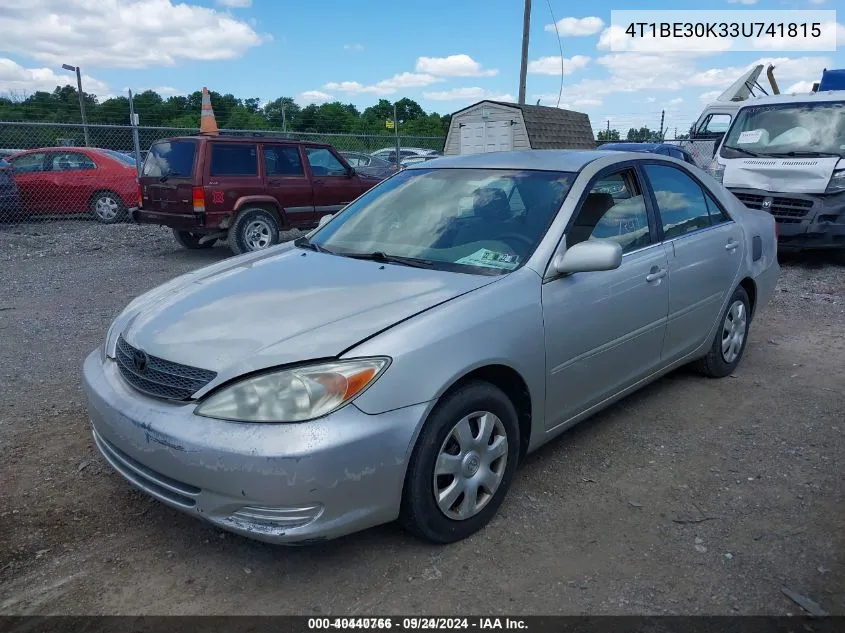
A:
[268, 179, 282, 186]
[725, 239, 739, 251]
[646, 267, 666, 283]
[313, 179, 325, 185]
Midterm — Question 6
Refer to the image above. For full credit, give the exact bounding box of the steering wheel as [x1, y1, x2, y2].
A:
[493, 232, 534, 253]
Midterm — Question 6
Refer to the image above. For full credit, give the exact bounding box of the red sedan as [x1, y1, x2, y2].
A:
[8, 147, 139, 223]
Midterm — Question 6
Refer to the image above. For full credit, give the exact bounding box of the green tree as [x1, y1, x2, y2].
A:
[597, 128, 620, 141]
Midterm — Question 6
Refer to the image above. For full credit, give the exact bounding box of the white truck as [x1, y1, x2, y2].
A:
[711, 89, 845, 255]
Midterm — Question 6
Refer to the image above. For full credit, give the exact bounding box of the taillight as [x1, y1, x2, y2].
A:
[137, 180, 143, 207]
[192, 187, 206, 212]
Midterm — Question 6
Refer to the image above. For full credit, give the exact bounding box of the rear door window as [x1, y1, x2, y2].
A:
[263, 145, 304, 176]
[142, 141, 196, 178]
[50, 152, 96, 171]
[210, 144, 258, 177]
[644, 164, 712, 239]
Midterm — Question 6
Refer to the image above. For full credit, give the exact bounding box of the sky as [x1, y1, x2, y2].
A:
[0, 0, 843, 136]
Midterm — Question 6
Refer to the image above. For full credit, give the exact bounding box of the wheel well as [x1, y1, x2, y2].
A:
[446, 365, 532, 459]
[237, 203, 286, 229]
[739, 277, 757, 318]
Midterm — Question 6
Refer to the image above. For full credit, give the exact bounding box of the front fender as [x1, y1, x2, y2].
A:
[344, 268, 547, 444]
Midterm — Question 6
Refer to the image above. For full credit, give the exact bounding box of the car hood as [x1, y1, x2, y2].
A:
[723, 156, 842, 194]
[117, 243, 496, 386]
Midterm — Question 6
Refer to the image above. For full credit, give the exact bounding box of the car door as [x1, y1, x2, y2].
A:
[8, 152, 49, 213]
[641, 162, 744, 362]
[46, 151, 98, 213]
[204, 142, 263, 218]
[542, 165, 671, 429]
[303, 147, 362, 216]
[261, 144, 315, 228]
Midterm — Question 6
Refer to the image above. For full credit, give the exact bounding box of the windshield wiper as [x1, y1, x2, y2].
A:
[764, 151, 843, 158]
[342, 251, 437, 269]
[158, 170, 182, 183]
[722, 145, 760, 158]
[294, 236, 334, 254]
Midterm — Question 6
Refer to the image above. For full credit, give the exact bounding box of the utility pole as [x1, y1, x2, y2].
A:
[659, 109, 665, 141]
[62, 63, 89, 146]
[281, 101, 287, 132]
[518, 0, 531, 105]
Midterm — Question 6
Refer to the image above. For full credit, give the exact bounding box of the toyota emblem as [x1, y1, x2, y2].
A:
[132, 348, 149, 372]
[761, 198, 773, 209]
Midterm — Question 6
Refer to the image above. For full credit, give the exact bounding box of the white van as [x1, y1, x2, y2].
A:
[712, 90, 845, 254]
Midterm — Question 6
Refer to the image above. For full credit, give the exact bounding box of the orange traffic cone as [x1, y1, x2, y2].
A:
[200, 87, 219, 136]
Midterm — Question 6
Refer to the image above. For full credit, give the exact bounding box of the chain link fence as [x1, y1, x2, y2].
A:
[0, 121, 445, 225]
[595, 138, 718, 171]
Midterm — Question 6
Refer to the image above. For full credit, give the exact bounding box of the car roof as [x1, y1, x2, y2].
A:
[403, 150, 606, 172]
[157, 135, 333, 148]
[737, 90, 845, 108]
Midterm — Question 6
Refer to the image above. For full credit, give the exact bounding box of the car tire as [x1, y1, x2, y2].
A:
[89, 191, 125, 224]
[172, 229, 215, 250]
[228, 207, 280, 255]
[694, 285, 751, 378]
[400, 381, 520, 544]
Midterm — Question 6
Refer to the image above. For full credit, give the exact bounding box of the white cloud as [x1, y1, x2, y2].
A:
[666, 98, 684, 106]
[0, 57, 110, 96]
[422, 87, 513, 102]
[322, 72, 441, 96]
[415, 54, 498, 77]
[646, 97, 657, 103]
[699, 90, 722, 103]
[544, 17, 604, 37]
[727, 0, 757, 4]
[784, 80, 816, 94]
[217, 0, 251, 7]
[0, 0, 268, 68]
[343, 43, 364, 51]
[527, 55, 590, 76]
[574, 98, 602, 107]
[299, 90, 333, 104]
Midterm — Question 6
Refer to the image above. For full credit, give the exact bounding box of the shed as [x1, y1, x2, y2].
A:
[443, 100, 595, 156]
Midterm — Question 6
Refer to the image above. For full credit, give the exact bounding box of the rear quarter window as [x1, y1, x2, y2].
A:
[142, 141, 196, 178]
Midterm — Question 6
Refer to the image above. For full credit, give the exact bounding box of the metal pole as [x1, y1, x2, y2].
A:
[128, 89, 142, 176]
[659, 110, 665, 141]
[76, 66, 90, 147]
[518, 0, 531, 105]
[281, 102, 287, 132]
[393, 102, 400, 168]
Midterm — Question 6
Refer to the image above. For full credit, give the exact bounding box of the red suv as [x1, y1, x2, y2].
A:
[135, 136, 384, 253]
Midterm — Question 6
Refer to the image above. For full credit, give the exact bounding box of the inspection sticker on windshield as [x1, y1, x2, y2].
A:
[456, 248, 520, 270]
[737, 130, 763, 144]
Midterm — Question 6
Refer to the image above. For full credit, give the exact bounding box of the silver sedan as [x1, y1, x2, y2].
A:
[83, 150, 779, 544]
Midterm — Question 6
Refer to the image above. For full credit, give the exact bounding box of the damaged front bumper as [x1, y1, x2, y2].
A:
[730, 188, 845, 251]
[82, 350, 426, 544]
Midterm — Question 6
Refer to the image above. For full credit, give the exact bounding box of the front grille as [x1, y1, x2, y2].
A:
[734, 193, 814, 222]
[115, 336, 216, 400]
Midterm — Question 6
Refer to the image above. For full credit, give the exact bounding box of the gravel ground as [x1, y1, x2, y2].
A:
[1, 221, 843, 616]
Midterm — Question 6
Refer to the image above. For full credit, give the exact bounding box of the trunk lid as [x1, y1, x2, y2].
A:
[139, 139, 199, 215]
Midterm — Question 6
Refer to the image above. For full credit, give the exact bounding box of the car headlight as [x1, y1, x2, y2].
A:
[826, 169, 845, 193]
[194, 358, 390, 423]
[710, 162, 725, 184]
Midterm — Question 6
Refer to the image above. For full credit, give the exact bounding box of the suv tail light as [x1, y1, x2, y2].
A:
[192, 187, 206, 212]
[137, 179, 143, 207]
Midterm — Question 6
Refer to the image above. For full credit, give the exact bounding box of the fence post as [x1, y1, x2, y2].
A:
[393, 102, 400, 168]
[128, 90, 143, 176]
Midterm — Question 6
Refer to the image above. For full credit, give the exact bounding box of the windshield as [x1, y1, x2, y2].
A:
[142, 140, 197, 177]
[720, 101, 845, 158]
[309, 168, 575, 275]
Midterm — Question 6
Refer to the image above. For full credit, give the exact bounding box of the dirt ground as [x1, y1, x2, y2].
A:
[1, 222, 843, 616]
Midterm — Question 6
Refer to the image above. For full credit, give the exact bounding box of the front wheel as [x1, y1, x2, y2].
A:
[89, 191, 125, 224]
[172, 229, 215, 249]
[400, 381, 520, 544]
[694, 285, 751, 378]
[228, 207, 280, 255]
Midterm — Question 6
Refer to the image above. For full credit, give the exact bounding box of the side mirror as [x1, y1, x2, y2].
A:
[553, 241, 622, 275]
[317, 213, 334, 228]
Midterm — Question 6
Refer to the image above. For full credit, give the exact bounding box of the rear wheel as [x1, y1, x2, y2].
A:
[89, 191, 125, 224]
[228, 207, 280, 255]
[172, 229, 215, 249]
[694, 285, 751, 378]
[400, 381, 519, 543]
